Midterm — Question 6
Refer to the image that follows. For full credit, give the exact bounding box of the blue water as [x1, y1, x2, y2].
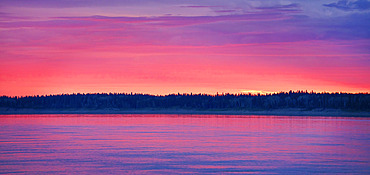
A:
[0, 114, 369, 174]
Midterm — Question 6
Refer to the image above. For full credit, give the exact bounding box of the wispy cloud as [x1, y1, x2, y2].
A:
[0, 12, 33, 21]
[55, 13, 289, 26]
[324, 0, 370, 11]
[255, 3, 301, 13]
[1, 10, 369, 47]
[180, 5, 222, 8]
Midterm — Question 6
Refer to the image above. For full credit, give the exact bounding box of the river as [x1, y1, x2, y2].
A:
[0, 114, 369, 174]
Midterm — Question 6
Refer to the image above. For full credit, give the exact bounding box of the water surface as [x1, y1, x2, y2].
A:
[0, 114, 369, 174]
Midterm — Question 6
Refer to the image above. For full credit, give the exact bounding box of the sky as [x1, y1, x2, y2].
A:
[0, 0, 369, 96]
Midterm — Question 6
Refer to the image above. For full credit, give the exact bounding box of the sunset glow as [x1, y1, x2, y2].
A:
[1, 0, 369, 96]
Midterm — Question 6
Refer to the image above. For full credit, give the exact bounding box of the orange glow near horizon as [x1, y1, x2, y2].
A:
[1, 41, 369, 96]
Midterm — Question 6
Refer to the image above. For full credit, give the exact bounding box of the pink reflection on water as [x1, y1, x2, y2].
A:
[0, 114, 369, 174]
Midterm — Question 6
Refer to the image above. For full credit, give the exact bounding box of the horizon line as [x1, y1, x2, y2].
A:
[2, 90, 369, 98]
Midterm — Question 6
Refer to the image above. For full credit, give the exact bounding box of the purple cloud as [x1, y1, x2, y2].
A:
[180, 5, 222, 8]
[2, 9, 369, 48]
[214, 10, 237, 13]
[324, 0, 370, 11]
[255, 3, 301, 12]
[1, 1, 369, 47]
[55, 13, 289, 27]
[0, 12, 33, 21]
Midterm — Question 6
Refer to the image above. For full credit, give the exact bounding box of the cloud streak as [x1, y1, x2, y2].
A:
[324, 0, 370, 11]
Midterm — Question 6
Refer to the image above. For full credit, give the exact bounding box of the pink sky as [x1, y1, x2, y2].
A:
[0, 0, 369, 96]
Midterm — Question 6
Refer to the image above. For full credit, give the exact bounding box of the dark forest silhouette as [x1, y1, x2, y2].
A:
[1, 91, 369, 111]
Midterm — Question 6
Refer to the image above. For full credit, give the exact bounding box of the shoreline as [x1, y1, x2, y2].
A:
[0, 108, 369, 117]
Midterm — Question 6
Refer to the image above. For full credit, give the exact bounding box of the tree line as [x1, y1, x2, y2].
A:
[0, 91, 369, 111]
